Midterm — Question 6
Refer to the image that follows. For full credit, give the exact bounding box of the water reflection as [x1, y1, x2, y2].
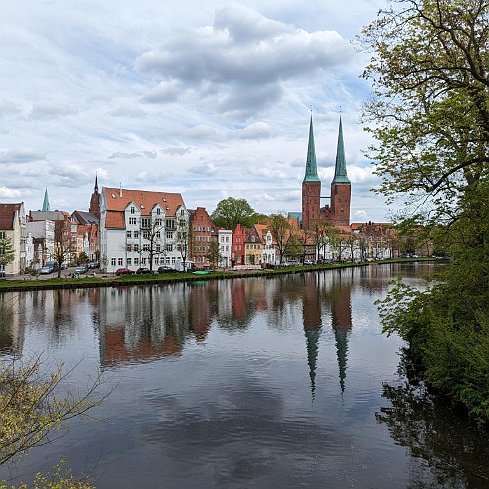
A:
[1, 263, 488, 489]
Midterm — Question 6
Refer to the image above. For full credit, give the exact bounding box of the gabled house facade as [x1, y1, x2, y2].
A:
[189, 207, 217, 268]
[100, 187, 189, 272]
[218, 229, 232, 268]
[0, 203, 26, 275]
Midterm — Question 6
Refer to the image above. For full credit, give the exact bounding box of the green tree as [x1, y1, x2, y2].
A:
[361, 0, 489, 226]
[206, 241, 222, 269]
[363, 0, 489, 421]
[0, 356, 105, 488]
[0, 236, 15, 271]
[211, 198, 256, 230]
[268, 214, 291, 265]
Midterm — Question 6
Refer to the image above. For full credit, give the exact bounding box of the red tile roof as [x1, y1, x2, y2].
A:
[0, 203, 22, 230]
[103, 187, 185, 230]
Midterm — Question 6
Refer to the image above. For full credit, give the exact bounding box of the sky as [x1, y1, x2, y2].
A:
[0, 0, 391, 222]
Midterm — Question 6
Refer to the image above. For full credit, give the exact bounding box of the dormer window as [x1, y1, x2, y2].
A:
[156, 208, 160, 215]
[130, 207, 135, 214]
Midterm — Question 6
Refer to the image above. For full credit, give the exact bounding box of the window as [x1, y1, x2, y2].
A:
[143, 231, 150, 240]
[141, 258, 146, 265]
[165, 257, 170, 265]
[129, 217, 137, 225]
[154, 257, 159, 264]
[166, 231, 173, 240]
[156, 244, 161, 252]
[141, 217, 150, 228]
[111, 258, 116, 266]
[131, 207, 135, 214]
[155, 219, 162, 226]
[156, 232, 160, 239]
[134, 244, 139, 252]
[118, 258, 123, 266]
[134, 258, 139, 265]
[127, 258, 132, 266]
[143, 244, 150, 252]
[127, 244, 132, 252]
[134, 231, 139, 239]
[166, 244, 173, 252]
[171, 256, 176, 264]
[126, 231, 132, 238]
[225, 236, 229, 243]
[156, 208, 160, 215]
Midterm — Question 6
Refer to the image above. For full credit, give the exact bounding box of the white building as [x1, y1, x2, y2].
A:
[0, 203, 26, 275]
[25, 220, 55, 268]
[100, 187, 190, 273]
[218, 229, 232, 268]
[261, 229, 277, 265]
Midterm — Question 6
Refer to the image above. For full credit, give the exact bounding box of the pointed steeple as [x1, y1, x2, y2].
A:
[332, 116, 350, 184]
[303, 115, 321, 183]
[42, 188, 50, 211]
[305, 328, 321, 400]
[94, 173, 99, 192]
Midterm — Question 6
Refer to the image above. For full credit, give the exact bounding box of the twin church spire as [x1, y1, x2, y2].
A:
[301, 113, 351, 228]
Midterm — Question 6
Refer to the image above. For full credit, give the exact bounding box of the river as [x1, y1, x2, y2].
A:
[0, 263, 487, 488]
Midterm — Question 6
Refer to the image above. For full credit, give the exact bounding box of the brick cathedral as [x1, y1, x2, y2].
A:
[301, 116, 351, 229]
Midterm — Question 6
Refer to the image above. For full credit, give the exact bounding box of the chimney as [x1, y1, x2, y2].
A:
[119, 183, 122, 198]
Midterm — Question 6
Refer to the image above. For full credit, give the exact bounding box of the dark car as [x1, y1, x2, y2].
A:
[115, 267, 135, 276]
[157, 266, 175, 274]
[136, 267, 151, 274]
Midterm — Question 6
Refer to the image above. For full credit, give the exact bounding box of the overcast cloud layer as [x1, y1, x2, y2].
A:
[0, 0, 390, 221]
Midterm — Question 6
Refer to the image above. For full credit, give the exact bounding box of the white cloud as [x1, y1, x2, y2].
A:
[0, 186, 22, 198]
[29, 103, 77, 120]
[0, 150, 46, 163]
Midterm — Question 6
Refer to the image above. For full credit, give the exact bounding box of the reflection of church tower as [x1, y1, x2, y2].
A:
[302, 274, 322, 399]
[89, 174, 101, 218]
[330, 270, 352, 393]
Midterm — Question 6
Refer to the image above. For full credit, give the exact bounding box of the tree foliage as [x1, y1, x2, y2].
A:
[268, 214, 291, 265]
[364, 0, 489, 422]
[206, 241, 222, 269]
[0, 357, 105, 465]
[0, 237, 15, 268]
[361, 0, 489, 225]
[211, 198, 256, 230]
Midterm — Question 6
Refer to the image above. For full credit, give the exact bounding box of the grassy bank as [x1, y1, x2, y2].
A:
[0, 257, 441, 293]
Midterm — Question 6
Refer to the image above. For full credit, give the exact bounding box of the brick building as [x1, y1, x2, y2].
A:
[189, 207, 217, 268]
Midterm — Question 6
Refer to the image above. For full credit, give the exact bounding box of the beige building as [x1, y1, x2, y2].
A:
[0, 203, 26, 275]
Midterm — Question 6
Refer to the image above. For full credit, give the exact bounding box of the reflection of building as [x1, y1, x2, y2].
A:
[302, 273, 322, 399]
[0, 292, 25, 354]
[329, 270, 353, 393]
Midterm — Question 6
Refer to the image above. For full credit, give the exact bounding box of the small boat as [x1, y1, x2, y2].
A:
[192, 270, 209, 275]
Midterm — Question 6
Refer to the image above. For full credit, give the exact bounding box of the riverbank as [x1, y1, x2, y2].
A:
[0, 257, 443, 293]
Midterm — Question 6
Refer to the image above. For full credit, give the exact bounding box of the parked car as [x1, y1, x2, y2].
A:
[88, 262, 100, 269]
[74, 264, 89, 274]
[115, 267, 135, 276]
[40, 265, 55, 274]
[157, 266, 175, 274]
[136, 267, 151, 274]
[60, 262, 68, 270]
[304, 260, 314, 265]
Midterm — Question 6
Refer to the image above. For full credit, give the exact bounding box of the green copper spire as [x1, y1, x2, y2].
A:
[303, 115, 321, 183]
[42, 188, 50, 211]
[332, 116, 350, 184]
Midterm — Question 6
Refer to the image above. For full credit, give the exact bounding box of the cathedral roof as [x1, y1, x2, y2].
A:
[303, 116, 321, 183]
[332, 117, 350, 184]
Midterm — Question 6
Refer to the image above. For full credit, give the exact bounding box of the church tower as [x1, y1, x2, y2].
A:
[330, 117, 351, 226]
[42, 188, 50, 211]
[89, 174, 101, 218]
[301, 116, 321, 230]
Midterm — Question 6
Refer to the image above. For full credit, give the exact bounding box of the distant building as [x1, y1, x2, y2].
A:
[232, 224, 245, 266]
[100, 187, 189, 272]
[301, 116, 351, 229]
[218, 229, 232, 268]
[89, 175, 101, 219]
[0, 203, 26, 275]
[71, 210, 100, 261]
[189, 207, 217, 268]
[25, 219, 55, 268]
[254, 224, 277, 265]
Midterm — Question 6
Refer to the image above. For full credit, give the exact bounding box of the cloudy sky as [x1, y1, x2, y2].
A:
[1, 0, 391, 222]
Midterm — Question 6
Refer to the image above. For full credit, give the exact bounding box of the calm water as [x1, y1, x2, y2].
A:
[0, 263, 488, 488]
